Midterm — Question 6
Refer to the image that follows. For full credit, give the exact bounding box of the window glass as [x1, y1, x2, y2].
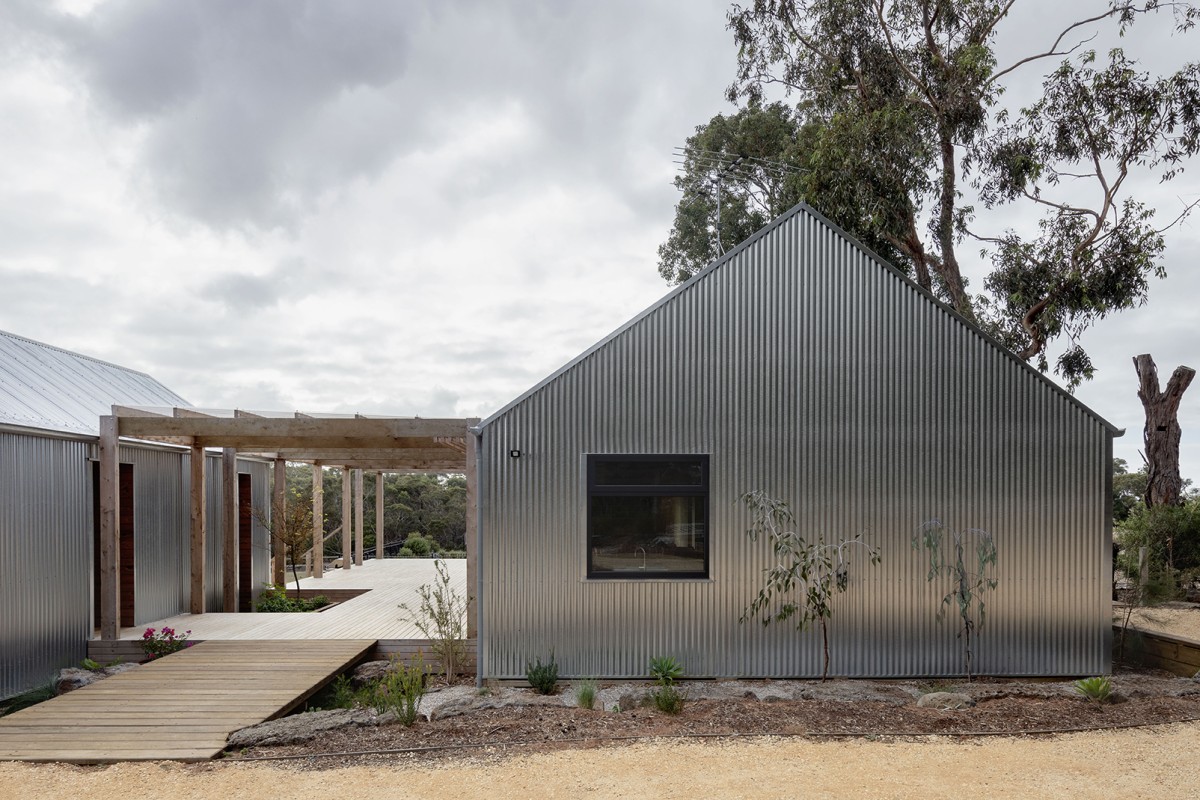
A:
[587, 455, 708, 579]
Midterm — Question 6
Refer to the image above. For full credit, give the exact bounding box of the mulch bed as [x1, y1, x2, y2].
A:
[227, 673, 1200, 766]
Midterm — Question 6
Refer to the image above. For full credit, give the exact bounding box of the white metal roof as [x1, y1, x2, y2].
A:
[0, 329, 190, 437]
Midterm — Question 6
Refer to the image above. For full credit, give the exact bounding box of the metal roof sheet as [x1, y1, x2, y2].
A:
[0, 330, 190, 437]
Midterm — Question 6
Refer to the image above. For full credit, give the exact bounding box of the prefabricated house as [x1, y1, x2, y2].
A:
[0, 331, 271, 698]
[473, 203, 1118, 679]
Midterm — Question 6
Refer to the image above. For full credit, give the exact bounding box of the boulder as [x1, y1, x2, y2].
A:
[351, 660, 394, 687]
[55, 662, 139, 695]
[227, 708, 381, 749]
[917, 691, 976, 710]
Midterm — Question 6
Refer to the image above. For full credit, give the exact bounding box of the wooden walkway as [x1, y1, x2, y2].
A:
[0, 639, 374, 763]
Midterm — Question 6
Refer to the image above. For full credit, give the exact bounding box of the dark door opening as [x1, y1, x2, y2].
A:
[93, 462, 135, 628]
[238, 473, 253, 612]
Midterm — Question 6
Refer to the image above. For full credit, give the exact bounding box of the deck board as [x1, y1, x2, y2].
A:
[109, 558, 465, 642]
[0, 639, 374, 763]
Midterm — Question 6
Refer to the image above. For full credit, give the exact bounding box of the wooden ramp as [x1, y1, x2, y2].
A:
[0, 639, 374, 763]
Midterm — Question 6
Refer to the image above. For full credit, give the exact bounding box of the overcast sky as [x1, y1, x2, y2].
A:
[1, 0, 1197, 480]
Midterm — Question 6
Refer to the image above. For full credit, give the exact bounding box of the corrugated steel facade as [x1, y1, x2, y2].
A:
[1, 427, 273, 698]
[202, 454, 272, 613]
[0, 430, 92, 699]
[477, 204, 1117, 680]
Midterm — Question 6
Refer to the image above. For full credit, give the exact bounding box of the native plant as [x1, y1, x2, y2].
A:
[576, 677, 598, 710]
[374, 654, 429, 726]
[253, 486, 315, 596]
[648, 656, 685, 714]
[526, 652, 559, 695]
[1073, 675, 1114, 703]
[400, 558, 469, 680]
[913, 520, 998, 681]
[740, 491, 881, 680]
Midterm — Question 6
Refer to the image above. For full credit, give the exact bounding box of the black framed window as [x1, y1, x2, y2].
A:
[587, 454, 709, 579]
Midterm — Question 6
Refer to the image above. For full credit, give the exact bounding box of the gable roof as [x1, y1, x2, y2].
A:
[478, 202, 1121, 435]
[0, 330, 190, 437]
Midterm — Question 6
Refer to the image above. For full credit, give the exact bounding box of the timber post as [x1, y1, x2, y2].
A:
[98, 414, 120, 641]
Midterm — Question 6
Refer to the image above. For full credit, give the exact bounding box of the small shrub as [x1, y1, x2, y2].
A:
[140, 627, 192, 659]
[1073, 676, 1114, 703]
[80, 658, 103, 671]
[576, 677, 598, 710]
[649, 656, 683, 685]
[400, 559, 469, 680]
[397, 546, 415, 558]
[651, 683, 685, 714]
[256, 584, 332, 613]
[648, 655, 685, 714]
[526, 653, 559, 695]
[374, 654, 428, 726]
[0, 683, 55, 716]
[405, 536, 433, 557]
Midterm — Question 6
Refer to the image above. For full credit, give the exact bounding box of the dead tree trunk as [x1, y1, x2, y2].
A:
[1133, 354, 1195, 508]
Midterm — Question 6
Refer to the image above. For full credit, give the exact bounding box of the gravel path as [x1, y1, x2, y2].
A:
[3, 722, 1199, 799]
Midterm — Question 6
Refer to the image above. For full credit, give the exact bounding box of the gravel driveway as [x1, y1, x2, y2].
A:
[2, 722, 1198, 799]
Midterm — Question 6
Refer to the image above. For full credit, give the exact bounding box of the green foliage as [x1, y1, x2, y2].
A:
[396, 546, 415, 558]
[1118, 498, 1200, 581]
[702, 2, 1200, 389]
[649, 656, 683, 685]
[399, 559, 469, 679]
[913, 520, 998, 680]
[575, 678, 598, 710]
[1113, 458, 1149, 523]
[404, 535, 433, 557]
[0, 682, 56, 716]
[140, 627, 192, 660]
[740, 491, 881, 680]
[1073, 676, 1114, 703]
[648, 655, 685, 714]
[80, 658, 103, 671]
[374, 655, 428, 726]
[526, 653, 559, 695]
[255, 585, 331, 613]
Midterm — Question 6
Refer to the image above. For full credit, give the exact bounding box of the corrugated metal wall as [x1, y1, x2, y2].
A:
[201, 455, 271, 612]
[1, 431, 275, 698]
[0, 431, 92, 699]
[479, 205, 1114, 680]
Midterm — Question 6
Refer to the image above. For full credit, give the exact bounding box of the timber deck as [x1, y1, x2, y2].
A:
[110, 557, 465, 642]
[0, 639, 374, 763]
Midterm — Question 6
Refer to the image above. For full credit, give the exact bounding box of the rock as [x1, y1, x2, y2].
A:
[351, 660, 394, 686]
[55, 662, 140, 695]
[613, 691, 647, 712]
[227, 708, 380, 749]
[917, 691, 976, 710]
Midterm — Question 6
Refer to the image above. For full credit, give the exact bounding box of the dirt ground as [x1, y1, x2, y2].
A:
[2, 723, 1199, 799]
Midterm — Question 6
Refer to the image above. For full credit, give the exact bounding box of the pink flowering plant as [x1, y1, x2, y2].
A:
[140, 626, 193, 659]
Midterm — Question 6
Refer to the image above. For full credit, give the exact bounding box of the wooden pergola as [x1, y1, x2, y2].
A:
[97, 407, 478, 641]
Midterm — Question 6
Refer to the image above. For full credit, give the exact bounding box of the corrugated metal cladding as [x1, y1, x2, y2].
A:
[478, 204, 1116, 680]
[0, 428, 275, 698]
[0, 431, 92, 699]
[202, 455, 271, 612]
[0, 329, 189, 437]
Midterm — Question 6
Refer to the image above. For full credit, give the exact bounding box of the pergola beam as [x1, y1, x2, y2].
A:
[117, 415, 469, 441]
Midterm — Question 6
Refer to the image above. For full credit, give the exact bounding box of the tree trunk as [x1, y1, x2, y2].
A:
[1133, 354, 1195, 508]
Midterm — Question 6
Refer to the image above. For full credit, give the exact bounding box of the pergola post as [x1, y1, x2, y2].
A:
[464, 421, 479, 639]
[341, 467, 352, 570]
[222, 447, 237, 612]
[189, 444, 206, 614]
[353, 468, 364, 566]
[375, 471, 384, 558]
[272, 458, 286, 586]
[98, 415, 120, 641]
[312, 463, 323, 579]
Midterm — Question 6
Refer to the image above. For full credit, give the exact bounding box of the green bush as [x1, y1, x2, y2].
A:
[374, 654, 429, 726]
[405, 536, 433, 557]
[397, 546, 415, 558]
[576, 678, 598, 710]
[1073, 676, 1114, 703]
[648, 655, 685, 714]
[526, 653, 559, 695]
[1117, 499, 1200, 594]
[255, 585, 330, 613]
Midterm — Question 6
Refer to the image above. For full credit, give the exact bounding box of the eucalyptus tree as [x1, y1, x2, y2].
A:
[662, 0, 1200, 389]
